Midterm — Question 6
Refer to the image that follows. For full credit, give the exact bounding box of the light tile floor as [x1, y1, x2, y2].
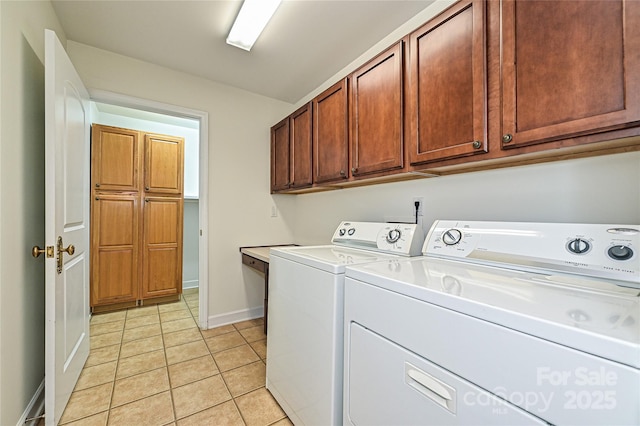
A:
[58, 289, 290, 426]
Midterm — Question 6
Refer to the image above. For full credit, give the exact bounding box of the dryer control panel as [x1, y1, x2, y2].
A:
[332, 221, 424, 257]
[423, 220, 640, 287]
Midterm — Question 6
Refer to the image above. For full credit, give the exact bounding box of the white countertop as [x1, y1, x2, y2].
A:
[241, 245, 295, 263]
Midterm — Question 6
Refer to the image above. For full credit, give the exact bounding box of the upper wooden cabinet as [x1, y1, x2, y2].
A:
[498, 0, 640, 150]
[91, 124, 141, 192]
[269, 0, 640, 192]
[313, 79, 349, 184]
[408, 0, 487, 166]
[350, 42, 405, 177]
[290, 103, 313, 189]
[271, 117, 290, 193]
[270, 103, 313, 193]
[144, 133, 184, 195]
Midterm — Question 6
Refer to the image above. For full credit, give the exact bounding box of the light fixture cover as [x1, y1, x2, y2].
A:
[226, 0, 282, 51]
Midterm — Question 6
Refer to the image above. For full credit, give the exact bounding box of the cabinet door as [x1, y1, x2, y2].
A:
[350, 42, 404, 177]
[91, 194, 140, 306]
[290, 102, 313, 189]
[141, 196, 183, 300]
[271, 117, 290, 192]
[91, 124, 141, 192]
[500, 0, 640, 149]
[313, 79, 349, 184]
[408, 0, 487, 166]
[144, 133, 184, 194]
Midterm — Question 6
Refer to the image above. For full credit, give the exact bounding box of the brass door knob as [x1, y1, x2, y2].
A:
[32, 245, 54, 258]
[61, 244, 75, 256]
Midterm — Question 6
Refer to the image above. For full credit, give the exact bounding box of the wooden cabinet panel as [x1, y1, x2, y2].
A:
[141, 197, 183, 299]
[290, 102, 313, 189]
[144, 133, 184, 194]
[90, 194, 139, 306]
[500, 0, 640, 149]
[408, 0, 487, 166]
[313, 79, 349, 184]
[91, 124, 140, 191]
[350, 42, 404, 177]
[91, 124, 185, 310]
[271, 117, 290, 192]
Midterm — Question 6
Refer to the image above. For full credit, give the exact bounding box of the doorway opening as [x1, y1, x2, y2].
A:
[89, 90, 209, 328]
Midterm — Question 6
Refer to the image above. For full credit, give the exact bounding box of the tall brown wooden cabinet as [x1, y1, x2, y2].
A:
[91, 124, 184, 312]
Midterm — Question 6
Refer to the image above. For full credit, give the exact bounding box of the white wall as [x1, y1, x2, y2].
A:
[293, 152, 640, 245]
[66, 41, 296, 323]
[0, 1, 67, 424]
[183, 199, 199, 289]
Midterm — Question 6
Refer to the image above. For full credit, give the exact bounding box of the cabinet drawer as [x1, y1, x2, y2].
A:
[242, 254, 266, 273]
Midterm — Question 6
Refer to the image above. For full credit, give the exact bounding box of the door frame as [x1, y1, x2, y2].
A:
[89, 89, 209, 328]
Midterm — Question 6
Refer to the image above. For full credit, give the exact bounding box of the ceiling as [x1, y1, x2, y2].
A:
[51, 0, 433, 104]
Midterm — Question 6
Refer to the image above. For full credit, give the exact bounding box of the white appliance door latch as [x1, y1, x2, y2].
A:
[405, 362, 457, 414]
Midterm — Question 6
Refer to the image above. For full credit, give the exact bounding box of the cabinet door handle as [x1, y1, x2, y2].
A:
[145, 186, 150, 191]
[95, 183, 100, 188]
[339, 170, 346, 176]
[351, 167, 357, 173]
[95, 197, 100, 201]
[502, 134, 513, 143]
[472, 140, 482, 149]
[145, 198, 149, 203]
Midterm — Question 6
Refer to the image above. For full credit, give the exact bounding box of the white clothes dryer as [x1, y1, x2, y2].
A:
[343, 220, 640, 425]
[266, 221, 424, 426]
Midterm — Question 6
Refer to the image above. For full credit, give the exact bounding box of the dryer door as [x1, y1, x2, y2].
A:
[345, 323, 546, 425]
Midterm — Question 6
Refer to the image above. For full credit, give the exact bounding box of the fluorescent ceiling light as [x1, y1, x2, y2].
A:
[226, 0, 282, 51]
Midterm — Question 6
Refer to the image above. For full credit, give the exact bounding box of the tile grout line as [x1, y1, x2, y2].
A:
[104, 307, 130, 425]
[158, 302, 178, 425]
[62, 293, 286, 425]
[106, 314, 124, 425]
[188, 294, 247, 425]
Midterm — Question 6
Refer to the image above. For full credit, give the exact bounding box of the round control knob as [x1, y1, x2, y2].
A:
[442, 229, 462, 246]
[386, 229, 401, 244]
[567, 238, 591, 254]
[347, 228, 356, 236]
[338, 229, 346, 236]
[608, 245, 634, 261]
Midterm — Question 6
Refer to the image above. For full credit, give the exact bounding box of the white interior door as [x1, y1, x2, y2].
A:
[44, 29, 91, 425]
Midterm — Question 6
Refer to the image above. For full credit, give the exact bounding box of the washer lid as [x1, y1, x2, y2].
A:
[270, 245, 397, 274]
[346, 257, 640, 368]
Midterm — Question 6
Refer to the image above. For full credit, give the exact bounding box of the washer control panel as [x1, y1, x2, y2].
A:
[423, 220, 640, 287]
[331, 221, 424, 256]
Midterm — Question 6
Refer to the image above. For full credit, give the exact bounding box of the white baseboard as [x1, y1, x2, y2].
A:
[207, 306, 264, 329]
[18, 378, 45, 426]
[182, 279, 199, 289]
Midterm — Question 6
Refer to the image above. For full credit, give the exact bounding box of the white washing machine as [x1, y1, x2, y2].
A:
[266, 221, 425, 426]
[343, 220, 640, 425]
